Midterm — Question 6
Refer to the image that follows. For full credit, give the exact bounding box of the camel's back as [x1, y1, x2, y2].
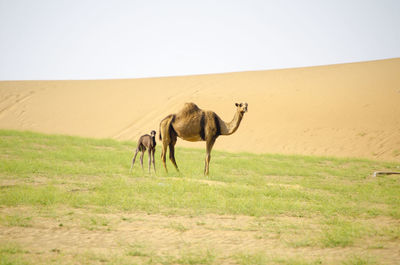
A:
[138, 134, 156, 149]
[172, 103, 220, 141]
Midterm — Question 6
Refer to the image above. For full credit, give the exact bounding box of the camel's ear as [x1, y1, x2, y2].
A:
[235, 103, 239, 107]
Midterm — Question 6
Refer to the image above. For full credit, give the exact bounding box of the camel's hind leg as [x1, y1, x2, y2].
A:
[160, 115, 174, 173]
[130, 148, 140, 173]
[161, 140, 169, 173]
[140, 150, 145, 170]
[169, 134, 179, 172]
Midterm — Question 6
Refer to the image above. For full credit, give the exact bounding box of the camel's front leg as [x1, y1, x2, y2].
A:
[152, 149, 156, 173]
[204, 138, 216, 176]
[140, 151, 144, 170]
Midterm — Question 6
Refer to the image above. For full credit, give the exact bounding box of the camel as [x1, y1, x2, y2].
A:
[130, 130, 157, 173]
[159, 102, 248, 175]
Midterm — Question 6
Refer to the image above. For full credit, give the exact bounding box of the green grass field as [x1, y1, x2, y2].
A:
[0, 129, 399, 264]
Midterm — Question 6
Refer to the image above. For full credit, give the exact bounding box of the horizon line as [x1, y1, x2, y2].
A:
[1, 57, 399, 83]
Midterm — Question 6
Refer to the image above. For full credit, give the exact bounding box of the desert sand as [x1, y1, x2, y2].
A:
[1, 58, 399, 161]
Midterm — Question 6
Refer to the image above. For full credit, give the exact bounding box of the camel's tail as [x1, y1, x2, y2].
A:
[159, 114, 175, 141]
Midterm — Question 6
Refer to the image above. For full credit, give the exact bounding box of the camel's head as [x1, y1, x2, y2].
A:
[150, 130, 156, 138]
[235, 102, 248, 114]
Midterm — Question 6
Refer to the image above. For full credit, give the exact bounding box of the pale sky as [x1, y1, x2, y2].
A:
[0, 0, 399, 80]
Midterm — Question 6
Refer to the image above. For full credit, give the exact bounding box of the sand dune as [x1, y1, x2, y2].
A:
[1, 58, 400, 161]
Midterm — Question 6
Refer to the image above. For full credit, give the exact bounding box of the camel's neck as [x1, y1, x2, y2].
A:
[219, 110, 244, 136]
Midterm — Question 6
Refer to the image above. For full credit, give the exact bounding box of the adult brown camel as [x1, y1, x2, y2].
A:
[159, 102, 248, 175]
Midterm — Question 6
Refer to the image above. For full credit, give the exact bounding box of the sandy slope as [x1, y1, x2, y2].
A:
[1, 58, 400, 161]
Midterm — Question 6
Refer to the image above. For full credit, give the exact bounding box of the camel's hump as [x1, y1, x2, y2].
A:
[181, 102, 201, 112]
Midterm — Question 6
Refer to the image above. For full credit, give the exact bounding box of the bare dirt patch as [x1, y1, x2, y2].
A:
[1, 207, 399, 264]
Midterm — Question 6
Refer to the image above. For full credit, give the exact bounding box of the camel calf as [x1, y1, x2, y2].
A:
[130, 130, 156, 173]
